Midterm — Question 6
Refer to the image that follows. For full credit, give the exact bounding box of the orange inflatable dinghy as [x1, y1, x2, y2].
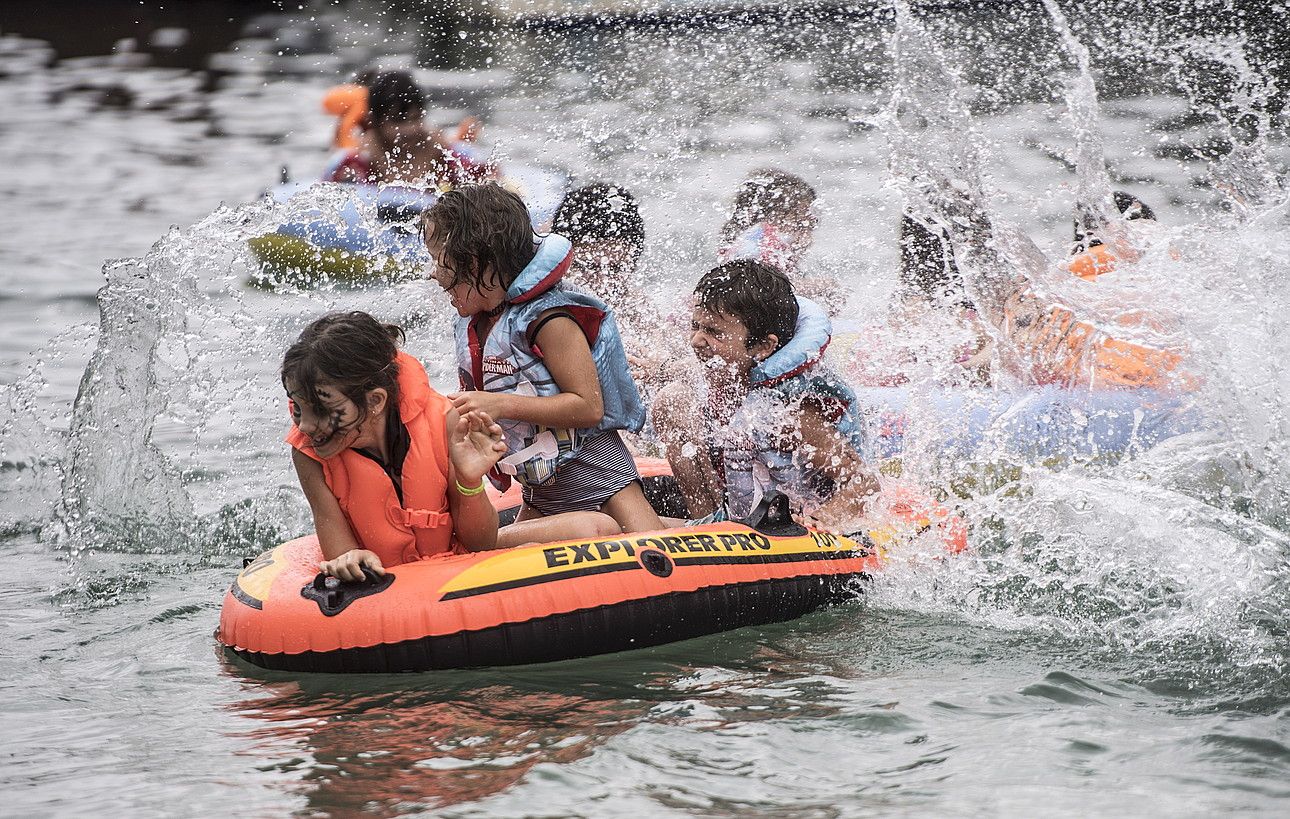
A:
[219, 493, 878, 672]
[218, 464, 965, 673]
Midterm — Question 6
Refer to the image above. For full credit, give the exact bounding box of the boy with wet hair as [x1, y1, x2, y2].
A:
[653, 259, 879, 528]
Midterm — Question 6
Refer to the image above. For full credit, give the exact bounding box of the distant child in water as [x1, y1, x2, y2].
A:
[841, 214, 995, 388]
[1068, 190, 1164, 280]
[653, 261, 880, 529]
[282, 311, 617, 580]
[552, 183, 689, 392]
[323, 70, 488, 188]
[717, 169, 844, 311]
[422, 183, 664, 534]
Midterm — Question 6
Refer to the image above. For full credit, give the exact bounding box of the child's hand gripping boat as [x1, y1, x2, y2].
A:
[217, 475, 965, 673]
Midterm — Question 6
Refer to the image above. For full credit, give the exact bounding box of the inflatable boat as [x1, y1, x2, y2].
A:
[855, 385, 1204, 461]
[248, 166, 567, 289]
[217, 464, 964, 673]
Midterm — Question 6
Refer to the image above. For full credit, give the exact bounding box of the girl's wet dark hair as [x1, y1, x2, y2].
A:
[900, 215, 970, 308]
[281, 312, 404, 424]
[552, 183, 645, 262]
[695, 259, 798, 352]
[422, 183, 536, 294]
[366, 70, 426, 127]
[720, 169, 817, 244]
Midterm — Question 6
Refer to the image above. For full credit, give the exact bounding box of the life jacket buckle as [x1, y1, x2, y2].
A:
[399, 507, 452, 529]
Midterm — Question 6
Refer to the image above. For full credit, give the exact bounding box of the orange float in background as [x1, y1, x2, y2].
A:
[1068, 243, 1120, 280]
[322, 83, 368, 151]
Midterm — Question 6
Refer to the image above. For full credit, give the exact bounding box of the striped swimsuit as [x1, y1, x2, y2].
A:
[521, 430, 640, 516]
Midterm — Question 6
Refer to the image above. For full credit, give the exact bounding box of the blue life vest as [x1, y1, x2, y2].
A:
[455, 233, 646, 489]
[719, 297, 868, 518]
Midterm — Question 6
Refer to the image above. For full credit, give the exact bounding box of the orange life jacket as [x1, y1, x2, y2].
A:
[287, 351, 462, 567]
[1068, 243, 1119, 280]
[323, 84, 368, 151]
[1005, 301, 1189, 391]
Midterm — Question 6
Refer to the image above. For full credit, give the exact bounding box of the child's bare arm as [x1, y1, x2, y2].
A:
[445, 408, 504, 551]
[292, 448, 384, 580]
[654, 382, 724, 518]
[451, 310, 605, 428]
[795, 404, 880, 528]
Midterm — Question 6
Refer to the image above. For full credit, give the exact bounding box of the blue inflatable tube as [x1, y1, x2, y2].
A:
[251, 167, 569, 287]
[855, 386, 1205, 460]
[268, 181, 432, 263]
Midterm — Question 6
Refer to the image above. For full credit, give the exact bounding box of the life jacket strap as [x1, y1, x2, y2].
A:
[398, 508, 453, 529]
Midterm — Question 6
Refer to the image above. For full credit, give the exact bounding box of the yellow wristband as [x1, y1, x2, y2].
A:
[455, 478, 486, 496]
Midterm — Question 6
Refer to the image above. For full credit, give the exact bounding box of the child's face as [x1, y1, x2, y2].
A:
[568, 240, 636, 299]
[782, 200, 817, 253]
[425, 223, 504, 317]
[572, 240, 635, 277]
[690, 306, 766, 376]
[285, 379, 365, 459]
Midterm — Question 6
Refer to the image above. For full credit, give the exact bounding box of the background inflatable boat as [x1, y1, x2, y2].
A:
[855, 385, 1205, 461]
[248, 165, 568, 289]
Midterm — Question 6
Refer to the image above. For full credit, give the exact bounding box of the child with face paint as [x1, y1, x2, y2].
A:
[283, 311, 617, 581]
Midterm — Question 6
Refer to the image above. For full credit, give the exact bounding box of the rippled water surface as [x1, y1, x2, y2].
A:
[2, 1, 1289, 815]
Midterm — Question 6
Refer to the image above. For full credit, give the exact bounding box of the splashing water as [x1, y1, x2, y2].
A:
[0, 2, 1280, 659]
[11, 187, 461, 562]
[59, 254, 196, 547]
[1170, 33, 1285, 213]
[862, 1, 1290, 679]
[2, 3, 1290, 814]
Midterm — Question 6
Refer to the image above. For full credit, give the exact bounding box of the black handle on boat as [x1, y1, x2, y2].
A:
[310, 565, 382, 590]
[302, 568, 395, 617]
[741, 490, 807, 537]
